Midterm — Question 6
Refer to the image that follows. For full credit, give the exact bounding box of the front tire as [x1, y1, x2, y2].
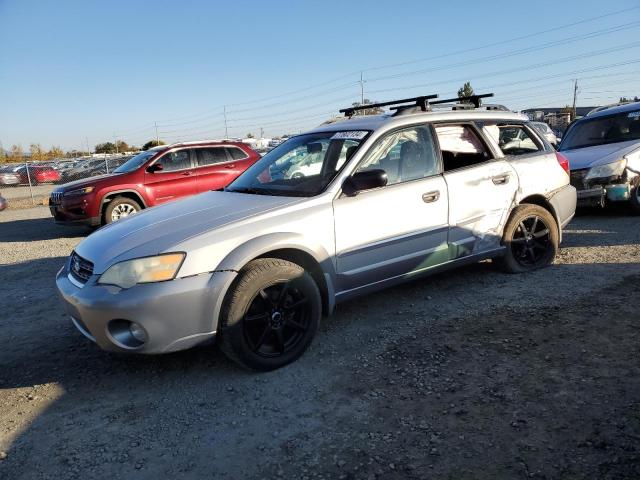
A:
[103, 197, 141, 224]
[218, 258, 321, 371]
[498, 204, 559, 273]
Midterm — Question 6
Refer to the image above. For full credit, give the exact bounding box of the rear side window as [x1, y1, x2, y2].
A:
[226, 147, 249, 160]
[435, 125, 492, 171]
[196, 148, 229, 167]
[156, 150, 191, 172]
[484, 124, 542, 156]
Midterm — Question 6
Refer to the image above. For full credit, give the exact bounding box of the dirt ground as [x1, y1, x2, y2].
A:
[1, 205, 639, 479]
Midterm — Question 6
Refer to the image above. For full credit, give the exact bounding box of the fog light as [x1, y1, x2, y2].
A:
[129, 322, 147, 343]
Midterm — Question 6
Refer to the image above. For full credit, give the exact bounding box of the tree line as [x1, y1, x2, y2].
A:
[0, 139, 168, 164]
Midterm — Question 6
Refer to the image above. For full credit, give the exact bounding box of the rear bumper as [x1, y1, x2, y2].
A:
[56, 262, 237, 354]
[547, 184, 577, 243]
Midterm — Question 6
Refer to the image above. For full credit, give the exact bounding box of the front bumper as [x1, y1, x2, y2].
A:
[576, 186, 606, 208]
[49, 194, 101, 226]
[56, 263, 236, 354]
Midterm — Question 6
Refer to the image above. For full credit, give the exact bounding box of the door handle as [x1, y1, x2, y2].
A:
[492, 174, 510, 185]
[422, 190, 440, 203]
[225, 164, 236, 169]
[181, 171, 193, 176]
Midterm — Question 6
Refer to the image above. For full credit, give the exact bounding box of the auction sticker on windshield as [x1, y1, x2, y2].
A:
[331, 131, 368, 140]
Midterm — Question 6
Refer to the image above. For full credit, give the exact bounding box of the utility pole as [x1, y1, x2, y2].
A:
[572, 79, 578, 121]
[85, 137, 90, 156]
[114, 133, 118, 155]
[359, 71, 366, 105]
[155, 122, 159, 145]
[260, 127, 264, 139]
[223, 106, 229, 139]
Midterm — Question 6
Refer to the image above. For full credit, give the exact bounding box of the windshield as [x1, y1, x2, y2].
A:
[225, 130, 369, 197]
[113, 150, 159, 173]
[560, 109, 640, 151]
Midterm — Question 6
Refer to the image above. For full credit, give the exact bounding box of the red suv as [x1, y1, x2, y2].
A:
[49, 141, 260, 226]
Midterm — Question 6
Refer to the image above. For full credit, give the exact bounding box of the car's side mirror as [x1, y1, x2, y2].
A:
[147, 163, 163, 173]
[342, 169, 387, 196]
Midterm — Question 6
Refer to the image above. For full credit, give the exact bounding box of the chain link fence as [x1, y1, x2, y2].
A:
[0, 155, 132, 209]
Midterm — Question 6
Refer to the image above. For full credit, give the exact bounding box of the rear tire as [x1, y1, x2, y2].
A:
[218, 258, 321, 371]
[103, 197, 141, 224]
[498, 204, 559, 273]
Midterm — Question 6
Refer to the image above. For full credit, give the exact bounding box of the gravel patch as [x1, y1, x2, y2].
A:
[0, 205, 639, 479]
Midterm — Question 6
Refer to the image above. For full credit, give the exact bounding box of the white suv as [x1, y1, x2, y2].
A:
[56, 94, 577, 371]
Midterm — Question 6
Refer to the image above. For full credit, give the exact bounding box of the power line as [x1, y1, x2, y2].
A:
[109, 6, 639, 135]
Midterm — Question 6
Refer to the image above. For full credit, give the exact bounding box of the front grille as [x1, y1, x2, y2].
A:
[50, 191, 63, 205]
[570, 168, 589, 190]
[69, 252, 94, 284]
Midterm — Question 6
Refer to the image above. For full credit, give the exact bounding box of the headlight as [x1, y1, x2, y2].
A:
[98, 253, 185, 289]
[585, 158, 627, 180]
[64, 186, 95, 197]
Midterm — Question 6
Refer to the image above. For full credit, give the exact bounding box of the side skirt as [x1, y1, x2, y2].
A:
[334, 247, 506, 304]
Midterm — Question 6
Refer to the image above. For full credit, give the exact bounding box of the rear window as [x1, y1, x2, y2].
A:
[484, 124, 542, 156]
[226, 147, 249, 160]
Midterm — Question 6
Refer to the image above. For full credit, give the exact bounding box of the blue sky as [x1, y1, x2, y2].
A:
[1, 0, 639, 150]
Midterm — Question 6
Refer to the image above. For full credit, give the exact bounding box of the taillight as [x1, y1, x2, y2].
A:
[555, 152, 570, 175]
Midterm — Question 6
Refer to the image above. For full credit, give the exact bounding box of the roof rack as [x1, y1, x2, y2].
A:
[339, 94, 438, 117]
[430, 93, 494, 108]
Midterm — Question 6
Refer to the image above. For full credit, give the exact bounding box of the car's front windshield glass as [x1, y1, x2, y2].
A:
[225, 130, 370, 197]
[113, 150, 159, 173]
[560, 109, 640, 151]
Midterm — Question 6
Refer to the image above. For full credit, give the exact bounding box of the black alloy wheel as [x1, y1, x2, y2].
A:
[510, 215, 552, 267]
[243, 281, 310, 357]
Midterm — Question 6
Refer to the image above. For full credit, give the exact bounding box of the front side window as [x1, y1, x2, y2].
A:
[156, 150, 191, 172]
[356, 125, 439, 185]
[560, 109, 640, 151]
[196, 148, 228, 167]
[435, 125, 492, 171]
[484, 124, 542, 156]
[226, 130, 369, 197]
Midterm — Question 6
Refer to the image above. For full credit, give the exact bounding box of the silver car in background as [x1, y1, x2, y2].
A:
[559, 101, 640, 211]
[56, 95, 576, 371]
[530, 121, 558, 147]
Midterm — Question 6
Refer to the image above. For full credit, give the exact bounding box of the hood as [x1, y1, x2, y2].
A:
[75, 191, 302, 274]
[561, 140, 640, 170]
[55, 173, 125, 191]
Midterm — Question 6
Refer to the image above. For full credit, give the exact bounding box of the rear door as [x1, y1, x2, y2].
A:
[436, 123, 518, 257]
[144, 149, 197, 205]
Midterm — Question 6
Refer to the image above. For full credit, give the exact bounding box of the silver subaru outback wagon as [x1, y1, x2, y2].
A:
[56, 95, 577, 370]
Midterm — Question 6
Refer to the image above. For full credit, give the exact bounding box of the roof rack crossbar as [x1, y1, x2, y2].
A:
[339, 94, 438, 117]
[430, 93, 494, 108]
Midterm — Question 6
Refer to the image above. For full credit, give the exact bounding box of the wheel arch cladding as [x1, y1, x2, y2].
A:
[215, 233, 336, 317]
[517, 194, 560, 235]
[102, 190, 146, 212]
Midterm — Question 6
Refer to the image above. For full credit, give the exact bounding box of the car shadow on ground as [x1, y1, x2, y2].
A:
[0, 217, 88, 242]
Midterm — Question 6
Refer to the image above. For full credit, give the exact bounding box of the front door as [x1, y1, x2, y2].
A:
[333, 124, 450, 296]
[144, 149, 197, 205]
